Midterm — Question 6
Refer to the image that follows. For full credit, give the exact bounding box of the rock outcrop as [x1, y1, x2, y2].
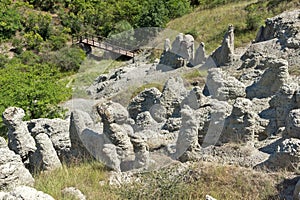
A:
[30, 133, 62, 172]
[0, 186, 54, 200]
[2, 107, 36, 162]
[246, 58, 289, 99]
[211, 25, 235, 66]
[0, 137, 34, 191]
[204, 68, 246, 101]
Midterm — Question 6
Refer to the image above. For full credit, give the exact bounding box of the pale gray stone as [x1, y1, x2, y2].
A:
[160, 77, 188, 117]
[2, 107, 36, 162]
[0, 147, 34, 191]
[211, 25, 234, 66]
[2, 186, 54, 200]
[175, 105, 201, 161]
[62, 187, 86, 200]
[128, 87, 161, 120]
[193, 42, 206, 65]
[30, 133, 62, 172]
[204, 68, 246, 101]
[27, 118, 71, 160]
[246, 58, 289, 99]
[286, 109, 300, 139]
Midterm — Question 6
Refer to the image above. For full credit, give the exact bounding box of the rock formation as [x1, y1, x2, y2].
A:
[2, 107, 36, 162]
[211, 25, 235, 66]
[0, 186, 54, 200]
[0, 137, 34, 191]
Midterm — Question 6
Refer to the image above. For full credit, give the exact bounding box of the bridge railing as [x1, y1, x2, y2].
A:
[72, 34, 138, 53]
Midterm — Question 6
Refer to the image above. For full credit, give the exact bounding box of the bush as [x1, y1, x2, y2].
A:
[49, 47, 86, 72]
[0, 63, 71, 137]
[0, 3, 23, 40]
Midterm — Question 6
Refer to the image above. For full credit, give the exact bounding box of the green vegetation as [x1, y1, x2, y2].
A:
[34, 161, 282, 200]
[34, 162, 115, 200]
[167, 0, 300, 53]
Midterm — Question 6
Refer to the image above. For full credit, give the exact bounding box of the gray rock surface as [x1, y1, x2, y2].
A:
[246, 58, 289, 99]
[160, 77, 188, 117]
[265, 138, 300, 170]
[175, 105, 201, 162]
[221, 98, 268, 143]
[204, 68, 246, 101]
[62, 187, 86, 200]
[27, 118, 71, 160]
[2, 107, 36, 162]
[286, 109, 300, 139]
[30, 133, 62, 172]
[128, 87, 161, 120]
[211, 25, 234, 66]
[193, 42, 206, 66]
[97, 101, 134, 162]
[1, 186, 54, 200]
[0, 141, 34, 191]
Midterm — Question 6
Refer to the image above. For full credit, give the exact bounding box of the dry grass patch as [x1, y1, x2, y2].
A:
[167, 0, 257, 54]
[34, 162, 117, 200]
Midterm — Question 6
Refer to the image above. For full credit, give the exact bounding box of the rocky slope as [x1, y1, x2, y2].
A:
[1, 9, 300, 200]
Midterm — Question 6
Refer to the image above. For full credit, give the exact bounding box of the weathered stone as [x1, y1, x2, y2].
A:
[163, 117, 181, 132]
[221, 98, 268, 144]
[164, 38, 171, 52]
[2, 186, 54, 200]
[193, 42, 206, 66]
[27, 118, 70, 160]
[128, 88, 161, 120]
[130, 134, 150, 169]
[204, 68, 246, 101]
[246, 58, 289, 99]
[62, 187, 86, 200]
[175, 105, 201, 162]
[133, 111, 160, 132]
[160, 77, 188, 117]
[2, 107, 36, 162]
[265, 138, 300, 170]
[211, 25, 234, 66]
[255, 9, 300, 49]
[286, 109, 300, 139]
[179, 34, 195, 63]
[98, 101, 129, 124]
[181, 86, 203, 110]
[97, 101, 134, 162]
[202, 100, 232, 147]
[171, 33, 184, 55]
[269, 84, 297, 128]
[69, 110, 95, 159]
[0, 146, 34, 191]
[149, 104, 167, 123]
[30, 133, 62, 172]
[102, 144, 121, 172]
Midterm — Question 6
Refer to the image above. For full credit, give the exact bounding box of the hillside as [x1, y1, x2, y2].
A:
[167, 0, 300, 53]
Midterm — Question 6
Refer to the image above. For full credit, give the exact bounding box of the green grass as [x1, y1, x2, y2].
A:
[167, 0, 257, 54]
[34, 161, 282, 200]
[34, 162, 116, 200]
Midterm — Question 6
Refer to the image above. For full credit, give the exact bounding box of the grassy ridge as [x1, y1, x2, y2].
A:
[167, 0, 300, 53]
[167, 1, 257, 53]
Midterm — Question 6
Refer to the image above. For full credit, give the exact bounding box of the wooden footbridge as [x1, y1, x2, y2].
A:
[72, 34, 137, 58]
